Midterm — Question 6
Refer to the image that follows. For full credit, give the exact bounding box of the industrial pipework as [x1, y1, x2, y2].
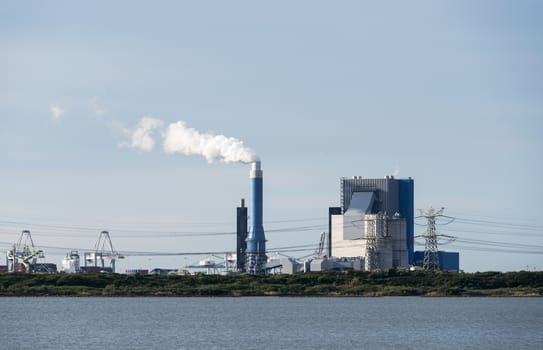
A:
[246, 160, 267, 274]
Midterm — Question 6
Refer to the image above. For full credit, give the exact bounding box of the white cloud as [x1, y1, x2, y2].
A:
[120, 117, 164, 152]
[50, 104, 64, 121]
[90, 97, 106, 116]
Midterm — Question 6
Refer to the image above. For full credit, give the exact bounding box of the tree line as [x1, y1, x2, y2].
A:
[0, 270, 542, 297]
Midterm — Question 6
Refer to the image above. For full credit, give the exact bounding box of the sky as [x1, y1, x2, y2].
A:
[1, 1, 542, 272]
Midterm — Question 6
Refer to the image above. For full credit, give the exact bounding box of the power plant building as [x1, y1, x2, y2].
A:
[330, 176, 414, 271]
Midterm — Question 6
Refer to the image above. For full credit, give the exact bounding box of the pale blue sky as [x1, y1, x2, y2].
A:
[1, 1, 542, 272]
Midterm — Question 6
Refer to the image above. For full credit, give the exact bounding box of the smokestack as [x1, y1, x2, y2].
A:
[236, 198, 248, 272]
[246, 160, 267, 274]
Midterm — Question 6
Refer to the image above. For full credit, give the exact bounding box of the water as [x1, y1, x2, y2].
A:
[1, 297, 542, 349]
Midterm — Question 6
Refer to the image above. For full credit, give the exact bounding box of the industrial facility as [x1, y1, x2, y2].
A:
[3, 229, 126, 274]
[328, 176, 413, 270]
[1, 163, 460, 274]
[233, 170, 459, 274]
[59, 230, 125, 273]
[319, 176, 459, 272]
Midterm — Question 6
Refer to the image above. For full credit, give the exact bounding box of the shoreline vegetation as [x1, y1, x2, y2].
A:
[1, 270, 542, 297]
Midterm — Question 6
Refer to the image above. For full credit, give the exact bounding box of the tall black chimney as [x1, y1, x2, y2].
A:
[236, 198, 248, 272]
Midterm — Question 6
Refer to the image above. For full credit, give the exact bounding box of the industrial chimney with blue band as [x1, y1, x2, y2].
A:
[246, 161, 267, 274]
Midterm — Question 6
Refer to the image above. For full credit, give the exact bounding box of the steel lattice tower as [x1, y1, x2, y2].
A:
[365, 224, 378, 271]
[420, 208, 444, 271]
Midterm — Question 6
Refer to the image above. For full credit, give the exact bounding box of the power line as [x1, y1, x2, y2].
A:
[441, 227, 542, 238]
[452, 237, 543, 251]
[447, 245, 543, 255]
[450, 217, 543, 231]
[2, 212, 543, 263]
[0, 219, 326, 236]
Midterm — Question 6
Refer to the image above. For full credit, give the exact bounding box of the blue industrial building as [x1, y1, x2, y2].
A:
[398, 179, 414, 264]
[413, 251, 460, 272]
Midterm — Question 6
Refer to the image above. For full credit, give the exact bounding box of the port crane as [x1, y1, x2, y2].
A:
[84, 231, 124, 273]
[6, 230, 45, 272]
[21, 249, 44, 273]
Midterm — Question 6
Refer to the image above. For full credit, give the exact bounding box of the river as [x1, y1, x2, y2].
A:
[1, 297, 541, 349]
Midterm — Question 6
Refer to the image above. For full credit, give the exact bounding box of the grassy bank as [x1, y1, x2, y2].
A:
[1, 270, 542, 297]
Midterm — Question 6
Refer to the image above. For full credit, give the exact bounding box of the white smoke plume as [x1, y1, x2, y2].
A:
[50, 104, 64, 121]
[120, 117, 257, 163]
[120, 117, 164, 152]
[163, 120, 257, 163]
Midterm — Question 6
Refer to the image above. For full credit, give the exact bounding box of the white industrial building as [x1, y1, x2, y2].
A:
[267, 257, 301, 274]
[330, 178, 411, 271]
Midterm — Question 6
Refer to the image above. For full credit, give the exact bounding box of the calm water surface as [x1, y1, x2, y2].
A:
[1, 297, 541, 349]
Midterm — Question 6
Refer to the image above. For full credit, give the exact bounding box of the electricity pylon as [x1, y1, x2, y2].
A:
[419, 207, 445, 270]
